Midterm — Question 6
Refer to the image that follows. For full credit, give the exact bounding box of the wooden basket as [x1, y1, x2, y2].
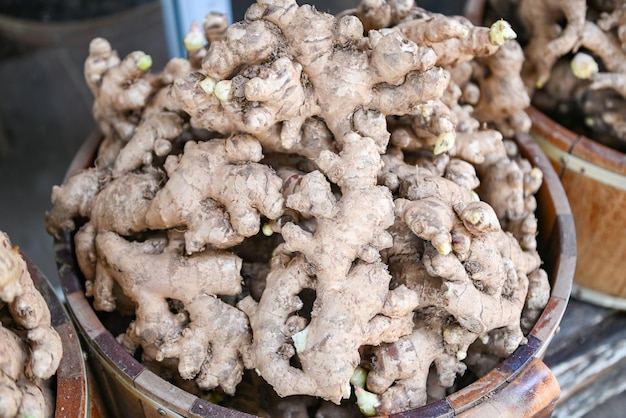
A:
[527, 106, 626, 309]
[53, 131, 575, 417]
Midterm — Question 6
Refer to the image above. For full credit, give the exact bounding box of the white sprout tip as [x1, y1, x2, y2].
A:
[200, 77, 216, 95]
[463, 209, 482, 226]
[214, 80, 233, 101]
[184, 23, 206, 52]
[350, 367, 368, 389]
[456, 350, 467, 361]
[433, 131, 455, 155]
[459, 25, 470, 39]
[137, 55, 153, 71]
[529, 167, 543, 180]
[535, 75, 548, 90]
[355, 386, 381, 417]
[489, 19, 517, 45]
[419, 103, 434, 117]
[262, 223, 274, 237]
[292, 326, 310, 353]
[571, 52, 599, 80]
[436, 241, 452, 256]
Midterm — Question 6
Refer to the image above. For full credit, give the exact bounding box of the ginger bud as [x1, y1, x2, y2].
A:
[355, 386, 381, 417]
[184, 21, 206, 52]
[433, 131, 456, 155]
[350, 367, 368, 389]
[435, 240, 452, 256]
[200, 76, 216, 95]
[571, 52, 599, 80]
[261, 222, 275, 237]
[202, 12, 229, 43]
[458, 201, 501, 235]
[489, 20, 516, 46]
[136, 54, 153, 72]
[214, 80, 233, 101]
[292, 325, 310, 353]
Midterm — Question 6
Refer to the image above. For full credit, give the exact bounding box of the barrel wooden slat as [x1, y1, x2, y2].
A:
[528, 106, 626, 305]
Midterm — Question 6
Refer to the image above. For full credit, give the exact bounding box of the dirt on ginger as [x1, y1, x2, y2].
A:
[45, 0, 551, 416]
[1, 231, 62, 418]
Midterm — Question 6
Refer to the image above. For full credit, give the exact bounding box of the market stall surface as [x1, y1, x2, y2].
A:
[0, 1, 623, 417]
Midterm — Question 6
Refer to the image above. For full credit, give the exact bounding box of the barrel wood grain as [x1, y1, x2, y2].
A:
[528, 106, 626, 303]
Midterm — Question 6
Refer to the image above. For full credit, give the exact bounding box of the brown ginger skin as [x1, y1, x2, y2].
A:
[45, 167, 109, 239]
[172, 0, 449, 155]
[145, 134, 285, 254]
[241, 135, 416, 403]
[471, 40, 531, 138]
[85, 38, 156, 142]
[0, 232, 62, 418]
[398, 14, 517, 67]
[0, 325, 47, 418]
[352, 0, 414, 31]
[514, 0, 626, 148]
[72, 171, 163, 311]
[1, 233, 62, 381]
[95, 231, 251, 395]
[518, 0, 586, 89]
[573, 19, 626, 148]
[112, 111, 185, 177]
[367, 202, 540, 414]
[43, 0, 552, 414]
[240, 253, 415, 405]
[366, 310, 471, 413]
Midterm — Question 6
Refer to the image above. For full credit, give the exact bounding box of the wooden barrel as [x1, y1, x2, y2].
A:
[25, 257, 94, 417]
[527, 106, 626, 309]
[53, 131, 574, 417]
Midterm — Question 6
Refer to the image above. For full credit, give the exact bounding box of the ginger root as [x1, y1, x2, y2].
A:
[240, 135, 415, 403]
[517, 0, 586, 89]
[96, 231, 251, 395]
[1, 231, 62, 418]
[145, 134, 285, 254]
[45, 0, 551, 415]
[494, 0, 626, 150]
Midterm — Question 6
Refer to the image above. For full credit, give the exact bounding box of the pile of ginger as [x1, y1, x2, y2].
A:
[45, 0, 551, 416]
[0, 231, 62, 418]
[485, 0, 626, 152]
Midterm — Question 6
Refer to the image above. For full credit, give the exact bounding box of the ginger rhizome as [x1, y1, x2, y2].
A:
[486, 0, 626, 151]
[45, 0, 551, 415]
[1, 231, 62, 418]
[240, 134, 416, 403]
